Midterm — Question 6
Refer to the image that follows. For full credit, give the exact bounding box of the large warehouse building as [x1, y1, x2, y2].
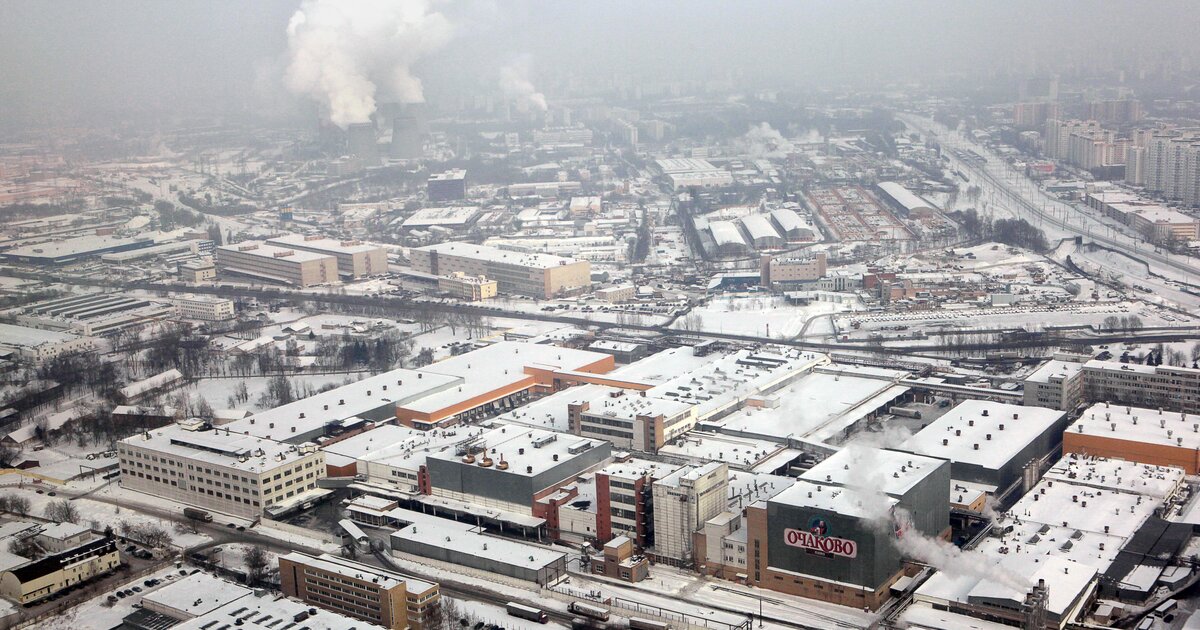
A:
[1063, 402, 1200, 473]
[744, 447, 950, 609]
[898, 400, 1068, 491]
[214, 240, 339, 287]
[265, 234, 387, 280]
[410, 242, 590, 298]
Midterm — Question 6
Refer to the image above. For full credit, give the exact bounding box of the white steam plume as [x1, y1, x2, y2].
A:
[285, 0, 453, 128]
[742, 122, 795, 158]
[833, 443, 1027, 591]
[499, 57, 547, 112]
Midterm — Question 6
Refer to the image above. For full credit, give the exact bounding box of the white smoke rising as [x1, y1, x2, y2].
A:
[833, 443, 1028, 591]
[742, 122, 795, 158]
[499, 57, 547, 112]
[284, 0, 453, 128]
[889, 508, 1028, 590]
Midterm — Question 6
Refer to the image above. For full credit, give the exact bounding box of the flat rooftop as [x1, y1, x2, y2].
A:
[142, 572, 253, 618]
[1043, 452, 1184, 499]
[426, 424, 607, 478]
[580, 389, 693, 421]
[280, 552, 435, 592]
[658, 431, 792, 471]
[1069, 402, 1200, 450]
[647, 348, 826, 422]
[712, 365, 905, 442]
[494, 383, 613, 432]
[122, 423, 317, 474]
[387, 506, 565, 570]
[322, 424, 488, 472]
[1024, 359, 1083, 384]
[173, 591, 376, 630]
[599, 457, 682, 481]
[402, 206, 481, 227]
[266, 234, 381, 255]
[216, 240, 333, 263]
[404, 341, 611, 416]
[417, 241, 579, 269]
[0, 322, 87, 347]
[899, 400, 1065, 471]
[227, 368, 460, 441]
[802, 446, 945, 498]
[771, 479, 896, 519]
[4, 234, 151, 259]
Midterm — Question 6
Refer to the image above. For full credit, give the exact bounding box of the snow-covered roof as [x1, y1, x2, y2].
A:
[142, 572, 252, 618]
[119, 369, 184, 400]
[803, 447, 945, 497]
[878, 181, 939, 213]
[1024, 359, 1083, 384]
[1042, 452, 1183, 499]
[227, 368, 460, 441]
[740, 214, 781, 242]
[121, 423, 320, 474]
[900, 400, 1065, 472]
[426, 425, 606, 478]
[770, 479, 895, 518]
[417, 241, 579, 268]
[1069, 402, 1200, 450]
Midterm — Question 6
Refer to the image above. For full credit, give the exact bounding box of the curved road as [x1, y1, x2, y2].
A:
[901, 114, 1200, 281]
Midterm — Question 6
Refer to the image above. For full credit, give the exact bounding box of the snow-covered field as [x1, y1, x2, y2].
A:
[675, 295, 861, 339]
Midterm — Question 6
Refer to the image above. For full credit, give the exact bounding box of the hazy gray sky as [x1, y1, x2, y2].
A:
[2, 0, 1197, 127]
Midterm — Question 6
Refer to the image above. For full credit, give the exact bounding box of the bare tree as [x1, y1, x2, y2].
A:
[44, 499, 81, 524]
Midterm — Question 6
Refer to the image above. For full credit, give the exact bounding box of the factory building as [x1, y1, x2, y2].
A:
[117, 422, 326, 519]
[427, 169, 467, 202]
[424, 425, 611, 516]
[760, 252, 827, 288]
[569, 388, 695, 453]
[1064, 402, 1200, 473]
[266, 234, 386, 280]
[1023, 359, 1084, 411]
[655, 158, 733, 190]
[16, 293, 177, 336]
[394, 341, 616, 430]
[0, 322, 97, 362]
[898, 400, 1068, 491]
[174, 295, 236, 321]
[744, 448, 950, 610]
[1, 235, 155, 266]
[379, 504, 567, 585]
[1082, 359, 1200, 413]
[178, 258, 216, 283]
[876, 182, 940, 217]
[594, 458, 681, 547]
[280, 552, 440, 630]
[769, 209, 816, 243]
[410, 242, 590, 298]
[437, 272, 497, 301]
[226, 367, 460, 444]
[215, 240, 339, 287]
[707, 220, 750, 256]
[651, 462, 729, 566]
[346, 122, 380, 166]
[739, 214, 784, 250]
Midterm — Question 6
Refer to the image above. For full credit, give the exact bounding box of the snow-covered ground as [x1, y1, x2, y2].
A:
[35, 564, 193, 630]
[675, 295, 862, 339]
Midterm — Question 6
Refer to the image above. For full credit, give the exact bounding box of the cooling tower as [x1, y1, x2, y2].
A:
[346, 123, 380, 166]
[389, 114, 422, 160]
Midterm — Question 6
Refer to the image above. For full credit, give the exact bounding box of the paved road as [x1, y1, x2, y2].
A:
[902, 114, 1200, 281]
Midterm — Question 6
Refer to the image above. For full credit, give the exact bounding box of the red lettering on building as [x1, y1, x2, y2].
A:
[784, 528, 858, 558]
